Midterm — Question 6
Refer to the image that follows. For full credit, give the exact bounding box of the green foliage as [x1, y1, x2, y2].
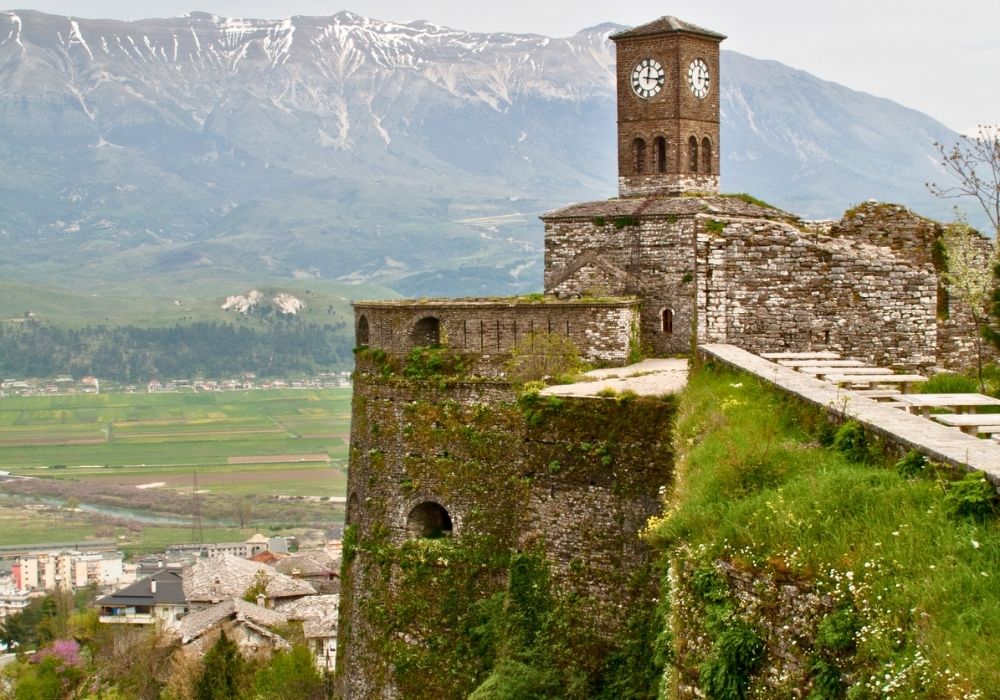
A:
[704, 219, 726, 234]
[806, 658, 844, 700]
[195, 632, 248, 700]
[944, 472, 998, 521]
[894, 450, 927, 478]
[592, 217, 607, 227]
[402, 346, 472, 380]
[469, 658, 560, 700]
[253, 645, 326, 700]
[0, 320, 351, 381]
[831, 421, 868, 463]
[680, 271, 694, 284]
[651, 365, 1000, 695]
[919, 372, 979, 394]
[505, 331, 585, 385]
[241, 569, 271, 603]
[613, 216, 640, 229]
[815, 607, 860, 654]
[722, 193, 778, 210]
[698, 621, 764, 700]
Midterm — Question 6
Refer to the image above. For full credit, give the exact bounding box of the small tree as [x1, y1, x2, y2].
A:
[928, 125, 1000, 246]
[195, 632, 247, 700]
[940, 216, 999, 389]
[242, 570, 271, 604]
[505, 331, 585, 384]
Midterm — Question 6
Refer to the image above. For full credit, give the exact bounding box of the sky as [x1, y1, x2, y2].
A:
[5, 1, 998, 134]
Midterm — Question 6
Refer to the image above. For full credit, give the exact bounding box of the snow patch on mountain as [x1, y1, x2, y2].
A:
[222, 290, 306, 315]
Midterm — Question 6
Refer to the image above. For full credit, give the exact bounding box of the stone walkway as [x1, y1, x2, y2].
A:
[540, 358, 689, 398]
[700, 344, 1000, 481]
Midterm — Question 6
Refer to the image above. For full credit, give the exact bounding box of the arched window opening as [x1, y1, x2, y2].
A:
[688, 136, 698, 173]
[702, 137, 712, 174]
[407, 501, 453, 539]
[356, 316, 370, 347]
[654, 137, 667, 173]
[661, 308, 674, 334]
[633, 138, 646, 174]
[410, 316, 441, 348]
[347, 492, 360, 525]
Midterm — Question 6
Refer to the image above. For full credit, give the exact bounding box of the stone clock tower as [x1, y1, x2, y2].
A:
[611, 17, 725, 197]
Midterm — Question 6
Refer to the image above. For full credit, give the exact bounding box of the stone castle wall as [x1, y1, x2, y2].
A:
[339, 371, 676, 698]
[354, 299, 640, 375]
[544, 216, 696, 356]
[695, 215, 939, 368]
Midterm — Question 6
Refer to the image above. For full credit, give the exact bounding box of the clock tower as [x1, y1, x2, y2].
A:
[611, 17, 725, 197]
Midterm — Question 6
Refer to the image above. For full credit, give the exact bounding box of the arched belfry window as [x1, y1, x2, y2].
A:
[356, 315, 370, 346]
[654, 137, 667, 173]
[407, 501, 453, 539]
[661, 308, 674, 334]
[688, 136, 699, 173]
[633, 138, 646, 174]
[702, 137, 713, 175]
[410, 316, 441, 348]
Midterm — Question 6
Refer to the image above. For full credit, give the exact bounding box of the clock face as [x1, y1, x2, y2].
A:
[687, 58, 710, 98]
[631, 58, 665, 99]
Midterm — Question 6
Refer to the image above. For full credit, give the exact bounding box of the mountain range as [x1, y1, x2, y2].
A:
[0, 9, 967, 300]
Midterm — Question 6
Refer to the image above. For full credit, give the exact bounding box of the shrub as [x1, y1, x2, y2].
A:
[894, 450, 927, 478]
[699, 621, 764, 700]
[506, 331, 584, 385]
[919, 372, 978, 394]
[944, 472, 998, 521]
[832, 421, 867, 462]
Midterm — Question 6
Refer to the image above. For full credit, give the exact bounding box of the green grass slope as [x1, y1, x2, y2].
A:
[649, 364, 1000, 698]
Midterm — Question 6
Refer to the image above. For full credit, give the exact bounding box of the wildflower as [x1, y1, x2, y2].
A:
[971, 539, 981, 549]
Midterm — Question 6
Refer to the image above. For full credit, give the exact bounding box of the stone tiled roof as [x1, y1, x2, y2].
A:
[610, 16, 726, 41]
[98, 569, 186, 607]
[273, 550, 339, 579]
[276, 594, 340, 640]
[183, 553, 316, 603]
[541, 195, 795, 222]
[176, 598, 289, 643]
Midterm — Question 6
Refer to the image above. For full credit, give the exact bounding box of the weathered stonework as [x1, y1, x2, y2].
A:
[338, 367, 675, 699]
[544, 199, 992, 370]
[354, 298, 641, 375]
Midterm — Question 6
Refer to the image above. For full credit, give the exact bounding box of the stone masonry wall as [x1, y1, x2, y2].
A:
[695, 216, 939, 368]
[544, 216, 696, 356]
[339, 371, 675, 699]
[354, 300, 640, 374]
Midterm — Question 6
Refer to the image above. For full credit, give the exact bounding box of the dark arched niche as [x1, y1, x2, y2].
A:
[356, 316, 370, 346]
[406, 501, 453, 539]
[410, 317, 441, 348]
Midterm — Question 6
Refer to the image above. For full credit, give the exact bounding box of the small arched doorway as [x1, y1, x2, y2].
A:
[661, 308, 674, 334]
[410, 317, 441, 348]
[406, 501, 453, 539]
[356, 316, 370, 346]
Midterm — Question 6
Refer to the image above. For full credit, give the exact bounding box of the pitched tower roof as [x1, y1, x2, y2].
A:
[610, 16, 726, 41]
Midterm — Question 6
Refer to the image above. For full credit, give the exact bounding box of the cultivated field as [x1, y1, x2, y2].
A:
[0, 389, 352, 548]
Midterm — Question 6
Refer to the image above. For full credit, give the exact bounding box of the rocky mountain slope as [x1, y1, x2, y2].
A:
[0, 10, 964, 297]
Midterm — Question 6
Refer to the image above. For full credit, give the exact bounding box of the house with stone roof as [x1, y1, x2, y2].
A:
[183, 553, 315, 610]
[174, 597, 291, 658]
[273, 549, 340, 594]
[277, 594, 340, 672]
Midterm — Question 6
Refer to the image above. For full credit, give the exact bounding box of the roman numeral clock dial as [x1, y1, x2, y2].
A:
[630, 58, 665, 99]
